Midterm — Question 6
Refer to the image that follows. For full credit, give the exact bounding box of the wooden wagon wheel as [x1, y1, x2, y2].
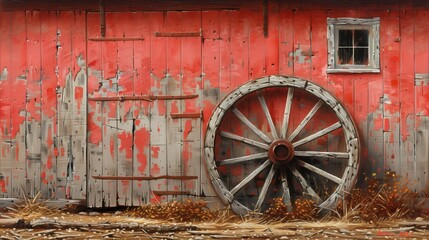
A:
[204, 76, 359, 215]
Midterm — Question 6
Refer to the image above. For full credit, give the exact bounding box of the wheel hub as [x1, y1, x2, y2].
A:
[268, 139, 295, 165]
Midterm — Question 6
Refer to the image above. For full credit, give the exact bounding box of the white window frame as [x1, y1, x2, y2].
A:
[327, 17, 380, 73]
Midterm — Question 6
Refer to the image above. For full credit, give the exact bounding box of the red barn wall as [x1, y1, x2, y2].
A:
[0, 1, 428, 207]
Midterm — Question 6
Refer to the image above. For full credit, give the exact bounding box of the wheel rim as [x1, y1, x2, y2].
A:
[204, 76, 360, 215]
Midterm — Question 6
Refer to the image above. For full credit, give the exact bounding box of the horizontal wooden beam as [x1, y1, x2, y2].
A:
[88, 37, 145, 41]
[152, 191, 191, 196]
[154, 30, 202, 37]
[88, 94, 199, 102]
[89, 96, 153, 102]
[150, 94, 199, 100]
[92, 175, 198, 180]
[171, 112, 202, 119]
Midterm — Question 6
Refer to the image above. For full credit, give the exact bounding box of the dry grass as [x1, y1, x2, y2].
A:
[126, 199, 239, 223]
[4, 173, 426, 224]
[262, 172, 424, 223]
[7, 191, 60, 219]
[263, 198, 317, 221]
[334, 172, 422, 222]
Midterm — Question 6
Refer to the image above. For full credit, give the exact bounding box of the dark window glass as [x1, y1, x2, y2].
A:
[354, 30, 368, 46]
[354, 48, 368, 65]
[338, 48, 353, 64]
[337, 29, 369, 66]
[339, 30, 353, 46]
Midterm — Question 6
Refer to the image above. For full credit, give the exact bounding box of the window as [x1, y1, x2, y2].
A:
[327, 17, 380, 73]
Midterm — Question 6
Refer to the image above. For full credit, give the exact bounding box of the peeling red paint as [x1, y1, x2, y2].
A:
[183, 120, 193, 140]
[10, 78, 26, 136]
[151, 146, 160, 159]
[75, 86, 84, 112]
[110, 136, 115, 159]
[0, 179, 7, 193]
[151, 164, 161, 175]
[118, 132, 133, 159]
[150, 193, 161, 203]
[135, 125, 149, 173]
[88, 111, 101, 144]
[170, 101, 179, 113]
[15, 143, 19, 162]
[373, 115, 383, 131]
[42, 87, 57, 118]
[47, 155, 52, 169]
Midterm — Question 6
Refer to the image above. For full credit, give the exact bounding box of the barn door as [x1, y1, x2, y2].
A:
[86, 11, 202, 207]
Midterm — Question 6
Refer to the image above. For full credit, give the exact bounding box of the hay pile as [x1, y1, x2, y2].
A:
[337, 172, 421, 222]
[126, 199, 238, 223]
[262, 172, 423, 222]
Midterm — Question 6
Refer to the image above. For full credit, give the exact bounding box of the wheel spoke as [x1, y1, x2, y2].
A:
[292, 121, 342, 148]
[288, 164, 322, 203]
[281, 88, 294, 139]
[280, 168, 293, 212]
[232, 107, 272, 143]
[220, 131, 270, 150]
[296, 159, 342, 184]
[230, 160, 271, 195]
[219, 152, 269, 166]
[255, 164, 276, 212]
[288, 100, 323, 142]
[258, 93, 279, 139]
[294, 151, 349, 159]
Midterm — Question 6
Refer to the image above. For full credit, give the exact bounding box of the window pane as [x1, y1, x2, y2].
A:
[354, 47, 368, 65]
[354, 30, 368, 47]
[338, 48, 353, 64]
[339, 30, 352, 46]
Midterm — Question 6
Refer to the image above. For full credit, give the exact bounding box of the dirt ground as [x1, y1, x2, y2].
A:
[0, 210, 427, 239]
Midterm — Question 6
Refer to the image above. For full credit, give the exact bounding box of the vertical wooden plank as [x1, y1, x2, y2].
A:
[40, 11, 58, 199]
[278, 4, 294, 76]
[114, 12, 134, 206]
[413, 9, 429, 192]
[229, 9, 249, 89]
[2, 12, 26, 198]
[265, 0, 279, 75]
[165, 11, 183, 202]
[149, 11, 168, 203]
[10, 11, 28, 195]
[381, 10, 401, 177]
[292, 10, 312, 80]
[218, 10, 231, 100]
[181, 11, 202, 197]
[101, 12, 119, 207]
[56, 11, 73, 199]
[0, 12, 12, 198]
[359, 10, 385, 179]
[201, 10, 221, 198]
[70, 11, 87, 200]
[248, 1, 266, 79]
[25, 11, 42, 198]
[310, 10, 334, 158]
[399, 7, 416, 183]
[10, 12, 27, 198]
[86, 12, 103, 207]
[132, 11, 151, 206]
[310, 10, 328, 88]
[228, 7, 251, 198]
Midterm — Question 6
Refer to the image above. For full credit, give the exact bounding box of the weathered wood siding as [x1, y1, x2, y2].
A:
[0, 1, 428, 206]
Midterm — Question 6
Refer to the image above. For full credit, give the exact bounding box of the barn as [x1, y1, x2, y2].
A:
[0, 0, 428, 214]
